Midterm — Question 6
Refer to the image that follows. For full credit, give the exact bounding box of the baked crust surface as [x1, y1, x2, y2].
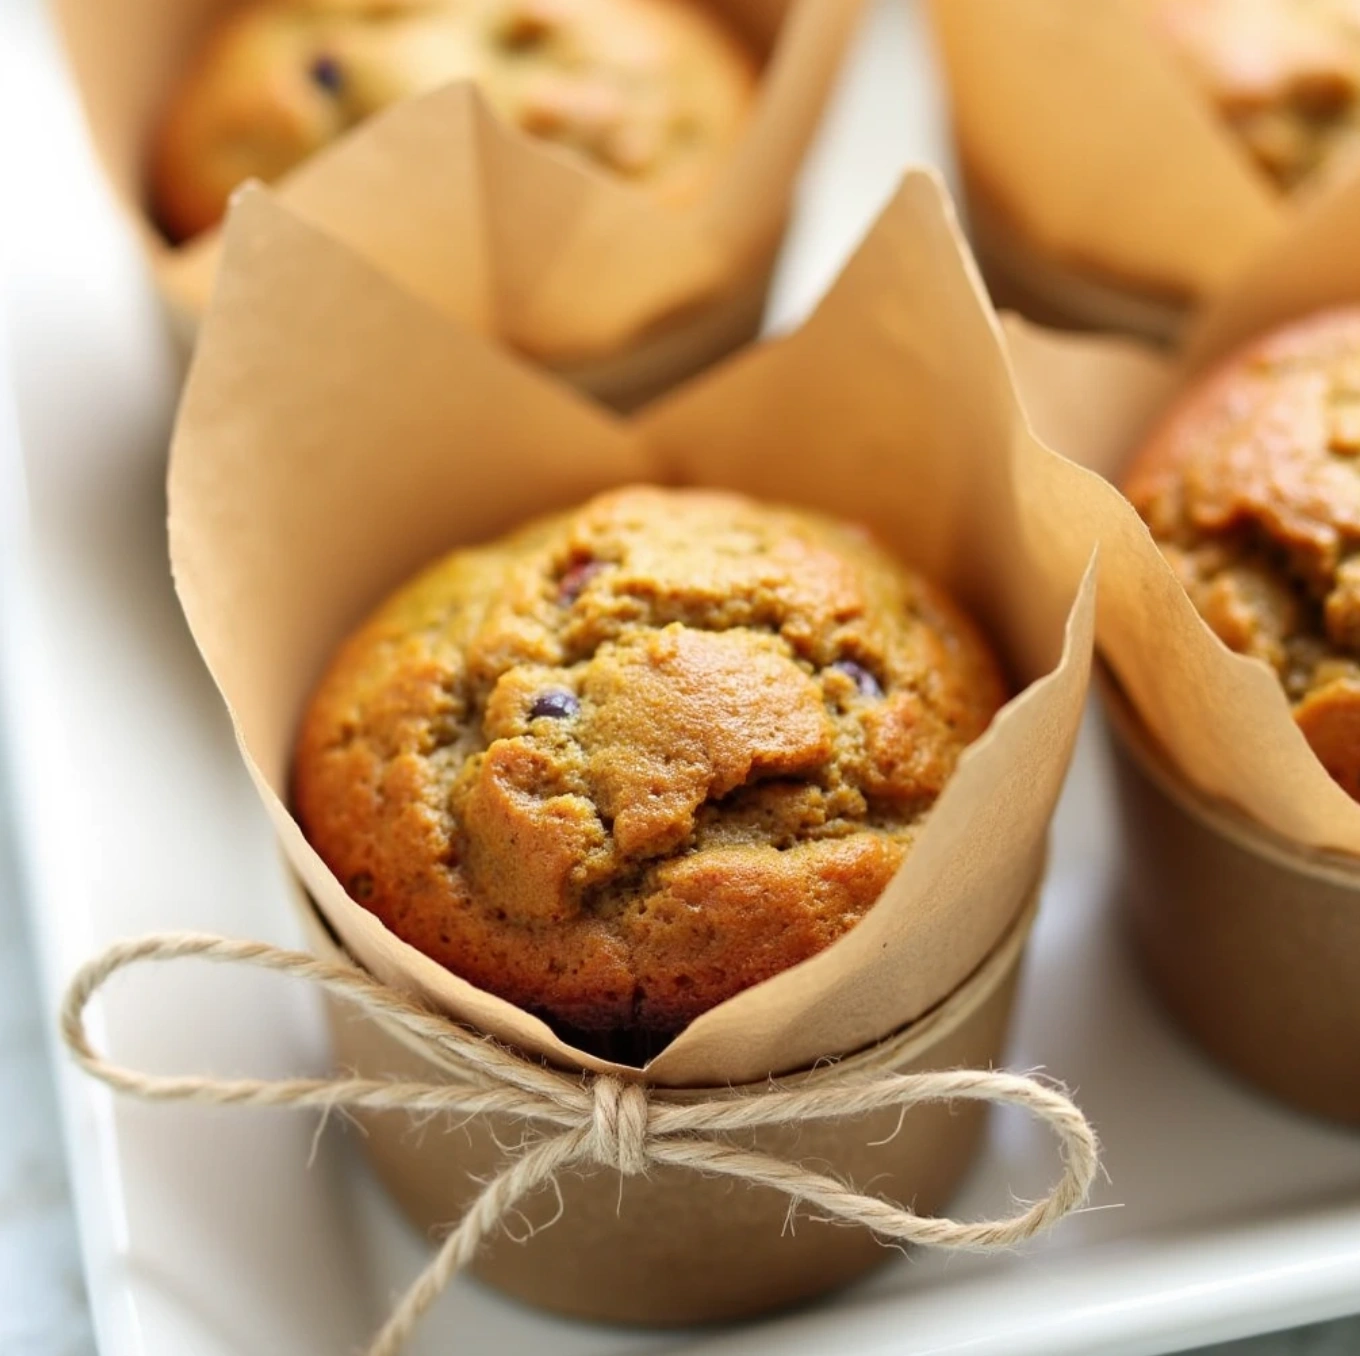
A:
[1125, 307, 1360, 797]
[293, 487, 1006, 1034]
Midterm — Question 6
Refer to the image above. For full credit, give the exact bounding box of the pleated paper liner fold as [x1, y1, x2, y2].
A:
[1003, 171, 1360, 1124]
[927, 0, 1356, 343]
[51, 0, 864, 409]
[167, 168, 1100, 1312]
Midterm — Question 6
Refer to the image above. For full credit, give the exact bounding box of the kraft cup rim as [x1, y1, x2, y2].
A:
[1097, 662, 1360, 887]
[286, 864, 1040, 1098]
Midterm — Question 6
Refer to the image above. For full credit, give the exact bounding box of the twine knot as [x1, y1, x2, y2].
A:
[589, 1076, 649, 1176]
[58, 932, 1101, 1356]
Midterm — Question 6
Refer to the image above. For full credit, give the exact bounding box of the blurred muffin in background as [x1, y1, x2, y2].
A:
[152, 0, 757, 241]
[1124, 306, 1360, 798]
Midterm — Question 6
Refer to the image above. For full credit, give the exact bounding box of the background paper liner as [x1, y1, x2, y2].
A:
[299, 880, 1040, 1322]
[50, 0, 863, 397]
[168, 168, 1097, 1090]
[1004, 164, 1360, 857]
[1001, 174, 1360, 1121]
[1102, 675, 1360, 1126]
[963, 194, 1190, 345]
[928, 0, 1313, 333]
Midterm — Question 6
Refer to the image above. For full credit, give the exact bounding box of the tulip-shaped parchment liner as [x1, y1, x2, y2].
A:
[53, 0, 865, 371]
[1007, 166, 1360, 854]
[169, 169, 1097, 1087]
[926, 0, 1360, 317]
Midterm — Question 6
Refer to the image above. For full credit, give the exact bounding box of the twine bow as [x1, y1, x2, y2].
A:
[61, 933, 1100, 1356]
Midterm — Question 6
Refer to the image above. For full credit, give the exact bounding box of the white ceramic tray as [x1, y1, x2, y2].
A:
[3, 1, 1360, 1353]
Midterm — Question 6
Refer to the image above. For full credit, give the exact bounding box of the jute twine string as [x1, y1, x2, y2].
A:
[61, 933, 1100, 1356]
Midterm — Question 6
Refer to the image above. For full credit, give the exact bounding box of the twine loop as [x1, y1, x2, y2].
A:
[60, 932, 1100, 1356]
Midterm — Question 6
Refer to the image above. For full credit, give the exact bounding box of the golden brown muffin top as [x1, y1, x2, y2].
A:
[1148, 0, 1360, 189]
[1125, 307, 1360, 797]
[151, 0, 757, 242]
[293, 487, 1006, 1044]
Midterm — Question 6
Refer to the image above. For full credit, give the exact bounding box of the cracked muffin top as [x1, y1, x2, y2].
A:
[292, 487, 1006, 1042]
[1125, 307, 1360, 799]
[151, 0, 757, 242]
[1148, 0, 1360, 191]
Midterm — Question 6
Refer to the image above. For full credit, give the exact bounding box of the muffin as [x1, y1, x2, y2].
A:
[1148, 0, 1360, 191]
[1124, 306, 1360, 798]
[292, 486, 1007, 1043]
[151, 0, 757, 242]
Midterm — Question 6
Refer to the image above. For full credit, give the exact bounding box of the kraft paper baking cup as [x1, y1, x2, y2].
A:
[1102, 673, 1360, 1125]
[928, 0, 1352, 342]
[49, 0, 864, 408]
[101, 170, 1109, 1344]
[1003, 171, 1360, 1119]
[297, 878, 1042, 1323]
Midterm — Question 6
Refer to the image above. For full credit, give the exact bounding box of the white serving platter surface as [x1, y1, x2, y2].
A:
[2, 1, 1359, 1354]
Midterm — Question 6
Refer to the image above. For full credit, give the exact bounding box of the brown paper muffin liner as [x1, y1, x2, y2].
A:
[49, 0, 864, 407]
[56, 171, 1105, 1345]
[1101, 672, 1360, 1126]
[166, 168, 1098, 1086]
[928, 0, 1351, 340]
[1003, 169, 1360, 1120]
[964, 177, 1188, 344]
[132, 166, 1109, 1332]
[298, 877, 1042, 1323]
